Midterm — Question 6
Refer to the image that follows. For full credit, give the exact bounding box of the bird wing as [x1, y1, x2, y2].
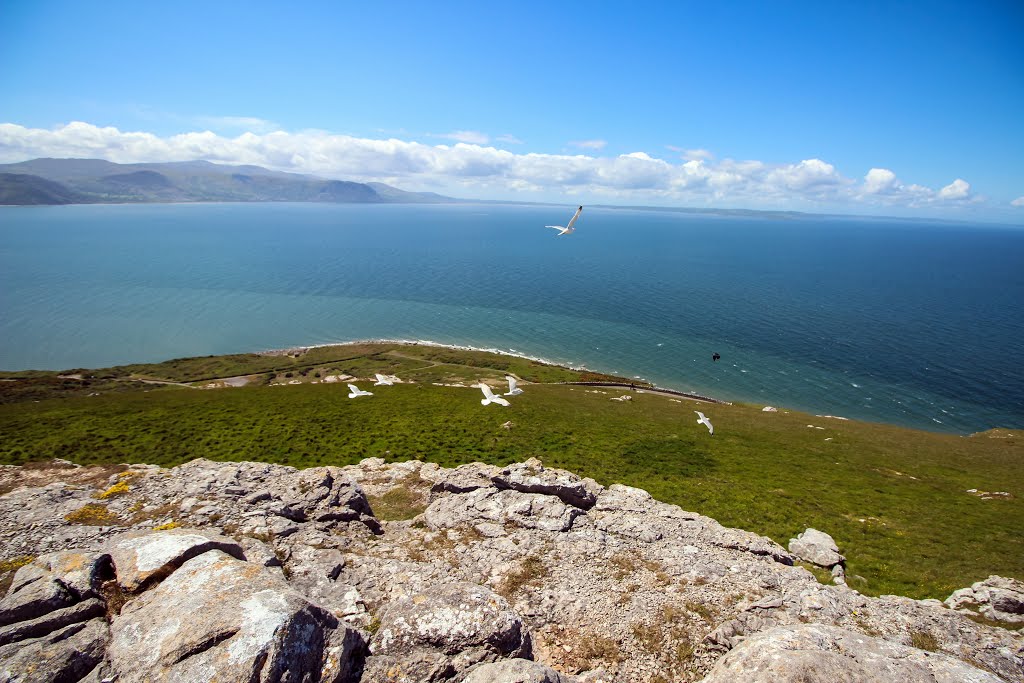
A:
[507, 377, 518, 391]
[565, 206, 583, 230]
[348, 384, 359, 392]
[478, 383, 495, 399]
[545, 225, 565, 231]
[695, 411, 706, 421]
[492, 396, 511, 406]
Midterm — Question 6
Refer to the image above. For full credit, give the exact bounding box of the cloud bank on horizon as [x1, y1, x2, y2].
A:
[0, 121, 994, 214]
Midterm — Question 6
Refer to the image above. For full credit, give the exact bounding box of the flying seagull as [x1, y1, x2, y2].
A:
[373, 374, 395, 386]
[545, 205, 583, 236]
[476, 383, 510, 407]
[504, 376, 523, 396]
[347, 384, 373, 398]
[695, 411, 714, 435]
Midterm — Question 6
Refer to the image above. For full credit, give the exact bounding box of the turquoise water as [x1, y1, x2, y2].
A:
[1, 202, 1022, 433]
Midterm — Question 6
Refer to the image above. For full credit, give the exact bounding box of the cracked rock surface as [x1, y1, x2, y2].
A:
[0, 456, 1021, 682]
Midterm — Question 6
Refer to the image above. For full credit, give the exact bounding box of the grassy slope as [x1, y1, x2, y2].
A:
[0, 345, 1020, 600]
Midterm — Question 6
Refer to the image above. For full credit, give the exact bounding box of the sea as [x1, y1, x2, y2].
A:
[1, 202, 1022, 434]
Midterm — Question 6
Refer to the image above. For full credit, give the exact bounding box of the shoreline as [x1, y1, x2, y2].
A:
[263, 337, 735, 405]
[258, 338, 1001, 434]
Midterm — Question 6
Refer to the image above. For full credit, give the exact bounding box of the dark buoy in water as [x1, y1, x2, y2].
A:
[712, 352, 721, 362]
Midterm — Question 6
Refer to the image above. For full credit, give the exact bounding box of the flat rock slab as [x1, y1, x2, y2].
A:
[108, 549, 362, 683]
[698, 623, 1003, 683]
[492, 460, 601, 510]
[373, 581, 529, 658]
[0, 618, 109, 683]
[14, 551, 113, 601]
[0, 570, 75, 628]
[107, 528, 245, 592]
[0, 597, 105, 646]
[424, 488, 582, 533]
[463, 658, 578, 683]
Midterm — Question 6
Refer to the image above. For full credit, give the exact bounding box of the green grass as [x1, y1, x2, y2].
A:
[2, 342, 614, 386]
[0, 346, 1020, 600]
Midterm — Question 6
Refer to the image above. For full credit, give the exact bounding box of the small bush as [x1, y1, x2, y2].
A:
[498, 554, 548, 597]
[153, 521, 181, 531]
[685, 600, 715, 622]
[94, 480, 130, 499]
[0, 555, 36, 597]
[576, 633, 623, 665]
[632, 621, 663, 652]
[65, 503, 119, 526]
[910, 630, 940, 652]
[0, 555, 34, 574]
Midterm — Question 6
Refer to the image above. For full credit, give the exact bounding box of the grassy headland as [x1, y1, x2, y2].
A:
[1, 342, 1020, 601]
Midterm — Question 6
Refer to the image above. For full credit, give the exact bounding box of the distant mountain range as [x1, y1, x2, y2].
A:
[0, 158, 455, 205]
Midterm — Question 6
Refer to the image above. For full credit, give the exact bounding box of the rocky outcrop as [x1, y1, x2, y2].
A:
[365, 581, 531, 682]
[106, 549, 362, 682]
[700, 623, 1004, 682]
[463, 658, 576, 683]
[0, 457, 1020, 683]
[107, 528, 245, 592]
[0, 550, 113, 680]
[947, 575, 1024, 624]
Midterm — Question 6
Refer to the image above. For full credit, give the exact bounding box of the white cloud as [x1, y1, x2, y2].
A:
[667, 146, 714, 161]
[0, 121, 984, 213]
[766, 159, 844, 193]
[863, 168, 899, 194]
[570, 139, 607, 150]
[938, 178, 970, 200]
[1011, 196, 1024, 207]
[495, 134, 523, 145]
[436, 130, 490, 144]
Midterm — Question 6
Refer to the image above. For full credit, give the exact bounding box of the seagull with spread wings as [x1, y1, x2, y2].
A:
[348, 384, 373, 398]
[504, 376, 523, 396]
[477, 383, 511, 407]
[545, 206, 583, 236]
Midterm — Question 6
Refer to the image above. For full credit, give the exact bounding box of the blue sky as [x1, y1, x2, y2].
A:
[2, 0, 1022, 221]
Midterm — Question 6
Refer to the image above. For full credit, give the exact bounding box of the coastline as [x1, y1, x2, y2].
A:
[262, 337, 733, 405]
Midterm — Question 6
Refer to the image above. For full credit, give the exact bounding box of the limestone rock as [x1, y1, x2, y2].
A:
[106, 528, 245, 592]
[274, 466, 373, 525]
[946, 575, 1024, 624]
[368, 581, 530, 680]
[431, 463, 498, 495]
[491, 459, 601, 510]
[0, 568, 75, 628]
[17, 551, 113, 601]
[698, 623, 1003, 683]
[284, 544, 358, 619]
[788, 528, 845, 568]
[0, 618, 109, 683]
[107, 550, 364, 682]
[424, 488, 583, 533]
[0, 597, 105, 646]
[2, 457, 1022, 682]
[463, 657, 578, 683]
